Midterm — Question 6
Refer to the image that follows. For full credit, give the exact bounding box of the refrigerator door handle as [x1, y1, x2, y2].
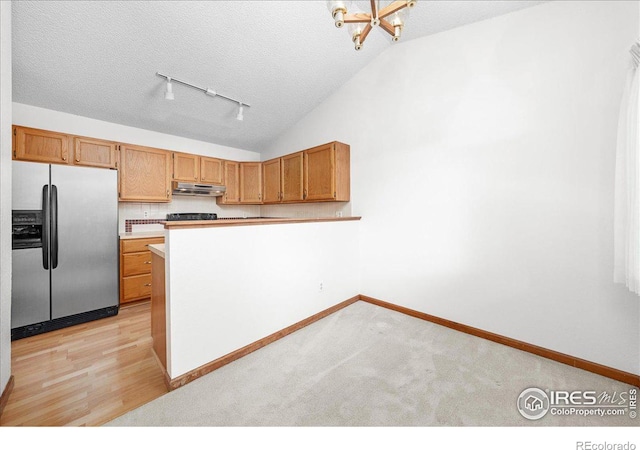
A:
[51, 184, 58, 269]
[41, 184, 49, 270]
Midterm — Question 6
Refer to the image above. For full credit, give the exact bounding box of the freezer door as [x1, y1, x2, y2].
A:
[50, 165, 119, 319]
[11, 162, 51, 328]
[12, 247, 51, 327]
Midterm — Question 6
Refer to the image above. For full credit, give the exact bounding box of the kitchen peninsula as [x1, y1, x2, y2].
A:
[150, 216, 361, 389]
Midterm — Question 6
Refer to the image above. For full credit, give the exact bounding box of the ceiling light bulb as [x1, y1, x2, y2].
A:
[348, 23, 363, 51]
[389, 8, 410, 42]
[353, 35, 362, 50]
[164, 77, 174, 100]
[393, 25, 401, 42]
[327, 1, 348, 27]
[236, 103, 244, 121]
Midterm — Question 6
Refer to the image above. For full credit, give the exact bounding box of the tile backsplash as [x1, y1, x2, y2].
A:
[119, 196, 352, 232]
[260, 202, 351, 219]
[118, 196, 260, 232]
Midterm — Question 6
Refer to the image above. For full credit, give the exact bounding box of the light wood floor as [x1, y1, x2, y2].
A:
[0, 301, 168, 426]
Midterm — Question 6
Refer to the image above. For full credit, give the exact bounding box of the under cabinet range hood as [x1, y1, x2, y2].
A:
[171, 181, 226, 197]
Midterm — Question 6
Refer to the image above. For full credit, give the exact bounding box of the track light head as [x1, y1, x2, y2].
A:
[164, 77, 174, 100]
[236, 103, 244, 121]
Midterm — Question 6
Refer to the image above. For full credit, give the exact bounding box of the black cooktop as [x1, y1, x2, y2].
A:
[166, 213, 218, 221]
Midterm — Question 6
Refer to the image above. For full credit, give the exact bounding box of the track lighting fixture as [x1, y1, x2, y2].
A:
[156, 72, 250, 120]
[327, 0, 416, 50]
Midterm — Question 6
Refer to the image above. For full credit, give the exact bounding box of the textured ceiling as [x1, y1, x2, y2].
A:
[12, 1, 545, 153]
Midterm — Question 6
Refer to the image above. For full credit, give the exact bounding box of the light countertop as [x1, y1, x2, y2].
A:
[119, 231, 165, 240]
[148, 243, 165, 258]
[163, 216, 361, 229]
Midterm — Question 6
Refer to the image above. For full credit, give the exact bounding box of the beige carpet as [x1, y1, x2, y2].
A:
[105, 301, 638, 426]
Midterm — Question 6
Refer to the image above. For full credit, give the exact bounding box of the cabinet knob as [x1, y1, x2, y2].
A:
[144, 261, 151, 264]
[144, 283, 151, 287]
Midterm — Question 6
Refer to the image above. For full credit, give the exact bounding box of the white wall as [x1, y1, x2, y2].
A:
[165, 220, 360, 377]
[265, 1, 640, 375]
[12, 103, 263, 230]
[0, 0, 12, 398]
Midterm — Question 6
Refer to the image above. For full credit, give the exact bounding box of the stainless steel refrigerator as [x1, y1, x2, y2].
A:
[11, 161, 119, 340]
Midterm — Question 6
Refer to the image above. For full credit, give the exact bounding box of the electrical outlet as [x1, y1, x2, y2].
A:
[319, 281, 324, 293]
[143, 210, 149, 219]
[335, 211, 343, 217]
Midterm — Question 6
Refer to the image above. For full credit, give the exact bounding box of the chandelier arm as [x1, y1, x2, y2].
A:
[370, 0, 378, 19]
[378, 18, 396, 37]
[378, 1, 408, 20]
[359, 23, 373, 44]
[343, 13, 372, 23]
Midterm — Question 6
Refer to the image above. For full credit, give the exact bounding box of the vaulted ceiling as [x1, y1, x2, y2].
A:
[12, 1, 545, 153]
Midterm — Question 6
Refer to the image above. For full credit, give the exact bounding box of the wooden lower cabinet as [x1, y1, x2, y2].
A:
[120, 237, 164, 304]
[151, 251, 167, 369]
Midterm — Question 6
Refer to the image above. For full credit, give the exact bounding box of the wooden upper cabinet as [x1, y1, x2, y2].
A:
[173, 152, 199, 182]
[73, 137, 118, 169]
[119, 144, 172, 202]
[13, 126, 70, 164]
[200, 157, 224, 184]
[281, 151, 304, 203]
[218, 160, 240, 204]
[240, 162, 262, 204]
[262, 158, 281, 204]
[304, 142, 350, 202]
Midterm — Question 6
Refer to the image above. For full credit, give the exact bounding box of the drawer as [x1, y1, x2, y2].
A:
[122, 252, 153, 277]
[122, 274, 152, 301]
[121, 237, 164, 254]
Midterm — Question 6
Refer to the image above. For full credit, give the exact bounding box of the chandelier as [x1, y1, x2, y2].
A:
[327, 1, 417, 51]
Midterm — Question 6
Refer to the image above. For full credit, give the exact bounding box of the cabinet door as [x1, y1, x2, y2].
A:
[281, 151, 304, 202]
[304, 144, 335, 201]
[240, 162, 263, 204]
[218, 160, 240, 204]
[200, 157, 224, 184]
[119, 144, 172, 202]
[262, 158, 281, 204]
[122, 252, 153, 277]
[173, 152, 199, 182]
[122, 274, 152, 302]
[73, 137, 118, 169]
[13, 126, 70, 164]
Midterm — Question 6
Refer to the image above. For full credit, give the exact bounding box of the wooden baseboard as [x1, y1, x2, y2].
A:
[151, 348, 172, 392]
[359, 295, 640, 387]
[167, 295, 360, 390]
[0, 375, 15, 418]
